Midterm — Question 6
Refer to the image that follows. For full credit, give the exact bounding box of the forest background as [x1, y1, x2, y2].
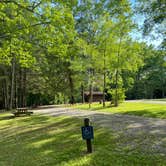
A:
[0, 0, 165, 109]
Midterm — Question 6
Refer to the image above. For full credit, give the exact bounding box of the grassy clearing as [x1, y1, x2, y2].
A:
[0, 112, 166, 166]
[72, 102, 166, 119]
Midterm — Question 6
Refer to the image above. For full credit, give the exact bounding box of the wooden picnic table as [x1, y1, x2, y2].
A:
[13, 107, 33, 117]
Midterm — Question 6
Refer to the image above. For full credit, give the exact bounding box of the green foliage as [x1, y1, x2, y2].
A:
[109, 88, 126, 104]
[127, 45, 166, 99]
[136, 0, 165, 48]
[0, 0, 165, 109]
[54, 93, 68, 104]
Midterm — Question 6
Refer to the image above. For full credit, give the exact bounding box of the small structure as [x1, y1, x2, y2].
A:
[84, 91, 103, 102]
[13, 107, 33, 117]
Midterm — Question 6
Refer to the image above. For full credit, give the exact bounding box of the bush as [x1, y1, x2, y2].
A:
[109, 88, 125, 105]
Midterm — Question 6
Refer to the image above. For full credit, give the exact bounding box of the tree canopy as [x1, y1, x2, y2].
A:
[0, 0, 165, 109]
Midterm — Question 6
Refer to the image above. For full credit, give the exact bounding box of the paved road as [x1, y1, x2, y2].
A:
[34, 106, 166, 156]
[125, 99, 166, 104]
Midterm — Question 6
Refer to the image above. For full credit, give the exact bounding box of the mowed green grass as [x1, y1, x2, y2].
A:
[0, 112, 165, 166]
[72, 102, 166, 119]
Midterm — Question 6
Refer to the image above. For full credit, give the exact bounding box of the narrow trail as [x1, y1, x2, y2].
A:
[34, 106, 166, 156]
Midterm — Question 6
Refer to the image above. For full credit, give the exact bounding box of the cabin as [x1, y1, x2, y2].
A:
[84, 91, 103, 102]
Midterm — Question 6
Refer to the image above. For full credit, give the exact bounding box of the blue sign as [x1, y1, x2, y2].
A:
[81, 126, 94, 140]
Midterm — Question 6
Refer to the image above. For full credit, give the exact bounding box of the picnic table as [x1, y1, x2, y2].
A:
[13, 107, 33, 117]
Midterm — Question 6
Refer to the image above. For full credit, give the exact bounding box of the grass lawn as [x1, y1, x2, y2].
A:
[72, 102, 166, 119]
[0, 112, 166, 166]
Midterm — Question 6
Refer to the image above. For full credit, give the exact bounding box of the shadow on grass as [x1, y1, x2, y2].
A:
[80, 104, 121, 112]
[31, 105, 63, 110]
[0, 115, 85, 166]
[0, 115, 14, 121]
[90, 105, 112, 111]
[0, 114, 165, 166]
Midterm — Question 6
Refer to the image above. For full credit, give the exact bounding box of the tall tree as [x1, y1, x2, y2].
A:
[136, 0, 165, 48]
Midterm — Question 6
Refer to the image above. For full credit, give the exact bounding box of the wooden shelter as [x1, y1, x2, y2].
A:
[84, 91, 103, 102]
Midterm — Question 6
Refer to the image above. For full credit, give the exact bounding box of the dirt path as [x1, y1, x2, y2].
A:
[34, 106, 166, 156]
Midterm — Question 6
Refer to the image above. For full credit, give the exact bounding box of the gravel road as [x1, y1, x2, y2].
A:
[34, 106, 166, 156]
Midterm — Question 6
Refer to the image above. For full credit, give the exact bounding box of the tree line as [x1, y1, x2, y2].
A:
[0, 0, 165, 110]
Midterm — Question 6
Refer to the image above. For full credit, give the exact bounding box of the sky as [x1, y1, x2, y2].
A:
[77, 0, 162, 47]
[129, 0, 162, 47]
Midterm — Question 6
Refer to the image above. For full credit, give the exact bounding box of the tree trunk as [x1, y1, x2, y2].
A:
[103, 72, 106, 107]
[15, 71, 18, 108]
[89, 84, 93, 108]
[162, 86, 165, 98]
[63, 93, 66, 104]
[2, 78, 8, 110]
[20, 69, 23, 106]
[103, 42, 106, 107]
[2, 81, 5, 109]
[10, 56, 16, 110]
[68, 71, 74, 104]
[4, 72, 10, 110]
[114, 69, 119, 107]
[161, 68, 165, 98]
[81, 84, 85, 103]
[22, 68, 27, 107]
[114, 36, 122, 107]
[18, 68, 22, 107]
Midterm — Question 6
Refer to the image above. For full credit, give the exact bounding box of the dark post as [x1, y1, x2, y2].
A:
[84, 118, 92, 153]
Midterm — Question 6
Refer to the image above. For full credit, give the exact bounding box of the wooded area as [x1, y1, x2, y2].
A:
[0, 0, 165, 109]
